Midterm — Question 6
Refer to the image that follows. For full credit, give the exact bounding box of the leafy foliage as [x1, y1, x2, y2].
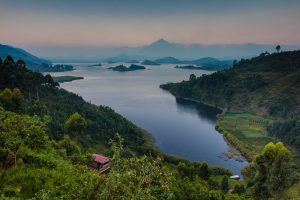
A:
[0, 109, 247, 199]
[267, 119, 300, 149]
[252, 142, 296, 199]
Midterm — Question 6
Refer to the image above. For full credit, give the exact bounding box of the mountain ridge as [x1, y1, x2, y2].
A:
[0, 44, 52, 71]
[21, 39, 300, 62]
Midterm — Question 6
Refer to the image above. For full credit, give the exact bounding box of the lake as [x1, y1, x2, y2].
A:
[50, 63, 248, 175]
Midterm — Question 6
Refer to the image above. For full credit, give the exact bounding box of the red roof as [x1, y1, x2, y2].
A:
[228, 189, 234, 193]
[93, 154, 110, 164]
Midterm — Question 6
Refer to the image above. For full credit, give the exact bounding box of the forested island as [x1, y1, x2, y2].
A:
[87, 63, 102, 67]
[44, 64, 74, 72]
[145, 56, 232, 70]
[52, 76, 84, 83]
[108, 64, 146, 72]
[175, 65, 202, 70]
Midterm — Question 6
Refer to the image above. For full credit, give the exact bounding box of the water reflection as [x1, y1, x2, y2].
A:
[175, 98, 222, 123]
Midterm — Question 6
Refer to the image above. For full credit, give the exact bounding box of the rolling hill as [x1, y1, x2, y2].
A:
[0, 44, 53, 71]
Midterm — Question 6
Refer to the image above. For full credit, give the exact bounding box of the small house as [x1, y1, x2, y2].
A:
[228, 189, 234, 193]
[92, 154, 110, 173]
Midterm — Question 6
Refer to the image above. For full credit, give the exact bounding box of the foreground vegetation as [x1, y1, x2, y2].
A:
[0, 56, 299, 199]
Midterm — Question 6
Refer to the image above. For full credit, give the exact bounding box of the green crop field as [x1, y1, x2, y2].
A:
[217, 109, 275, 158]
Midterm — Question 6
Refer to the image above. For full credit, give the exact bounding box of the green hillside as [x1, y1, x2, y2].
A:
[161, 51, 300, 154]
[0, 56, 154, 156]
[0, 56, 298, 199]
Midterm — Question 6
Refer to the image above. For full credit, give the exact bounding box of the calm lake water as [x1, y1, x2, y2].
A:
[50, 63, 248, 175]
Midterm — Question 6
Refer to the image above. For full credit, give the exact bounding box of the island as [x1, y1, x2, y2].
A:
[45, 64, 74, 72]
[174, 65, 202, 70]
[108, 64, 146, 72]
[52, 76, 84, 83]
[141, 60, 160, 65]
[87, 63, 102, 67]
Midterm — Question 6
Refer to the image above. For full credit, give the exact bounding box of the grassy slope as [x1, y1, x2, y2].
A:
[216, 110, 274, 160]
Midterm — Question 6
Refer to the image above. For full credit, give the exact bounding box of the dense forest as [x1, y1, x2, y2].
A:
[0, 56, 154, 155]
[0, 56, 299, 199]
[161, 50, 300, 151]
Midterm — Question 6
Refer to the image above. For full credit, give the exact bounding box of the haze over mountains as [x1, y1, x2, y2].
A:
[29, 39, 300, 62]
[2, 39, 300, 65]
[0, 44, 51, 70]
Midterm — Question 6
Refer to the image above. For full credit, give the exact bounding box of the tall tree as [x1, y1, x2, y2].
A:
[189, 74, 196, 81]
[253, 142, 294, 198]
[276, 45, 281, 53]
[221, 176, 229, 191]
[65, 113, 87, 141]
[199, 162, 209, 180]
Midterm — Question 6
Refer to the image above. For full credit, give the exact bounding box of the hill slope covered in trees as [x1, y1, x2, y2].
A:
[0, 56, 154, 155]
[161, 50, 300, 157]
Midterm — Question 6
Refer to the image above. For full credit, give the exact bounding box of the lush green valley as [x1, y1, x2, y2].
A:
[0, 55, 298, 199]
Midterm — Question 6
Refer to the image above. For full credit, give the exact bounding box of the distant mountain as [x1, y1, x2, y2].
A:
[125, 60, 139, 64]
[11, 39, 300, 63]
[133, 39, 300, 60]
[141, 60, 160, 65]
[100, 39, 299, 61]
[194, 57, 219, 64]
[191, 57, 233, 70]
[102, 54, 146, 64]
[0, 44, 52, 71]
[154, 57, 181, 64]
[144, 56, 232, 71]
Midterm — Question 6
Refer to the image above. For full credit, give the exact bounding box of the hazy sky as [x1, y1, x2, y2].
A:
[1, 0, 300, 48]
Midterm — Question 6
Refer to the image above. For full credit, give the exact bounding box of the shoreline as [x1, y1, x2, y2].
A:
[162, 89, 251, 163]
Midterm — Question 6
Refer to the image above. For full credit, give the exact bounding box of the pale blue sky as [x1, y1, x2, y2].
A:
[0, 0, 300, 48]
